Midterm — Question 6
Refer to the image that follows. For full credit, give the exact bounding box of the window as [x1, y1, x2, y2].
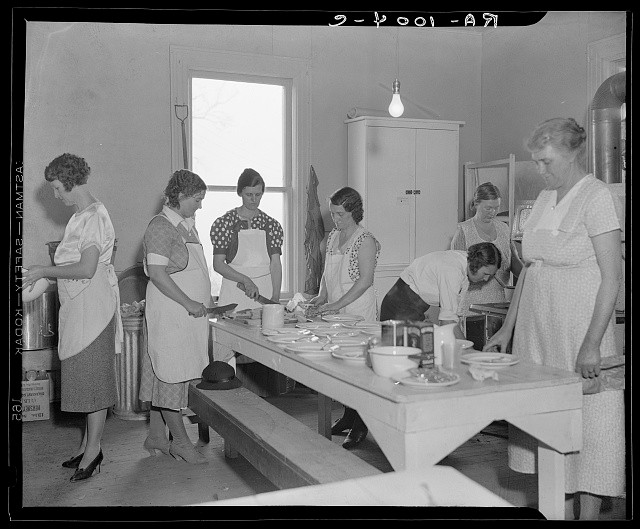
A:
[170, 46, 310, 299]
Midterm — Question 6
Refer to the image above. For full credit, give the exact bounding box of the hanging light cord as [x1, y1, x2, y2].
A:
[395, 27, 400, 80]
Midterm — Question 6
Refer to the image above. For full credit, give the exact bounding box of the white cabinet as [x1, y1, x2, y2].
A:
[346, 116, 464, 298]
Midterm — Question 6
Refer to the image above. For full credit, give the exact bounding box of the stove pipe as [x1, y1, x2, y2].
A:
[589, 71, 626, 183]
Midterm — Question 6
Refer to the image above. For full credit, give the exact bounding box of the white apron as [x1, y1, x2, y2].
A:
[57, 262, 122, 361]
[145, 229, 211, 384]
[324, 231, 377, 321]
[217, 228, 273, 311]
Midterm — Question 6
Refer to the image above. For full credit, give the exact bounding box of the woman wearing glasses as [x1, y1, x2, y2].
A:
[450, 182, 523, 314]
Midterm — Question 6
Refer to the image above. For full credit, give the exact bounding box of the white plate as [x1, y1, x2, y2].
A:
[321, 314, 365, 323]
[456, 339, 474, 350]
[262, 327, 310, 336]
[392, 371, 461, 388]
[312, 329, 361, 337]
[284, 343, 332, 357]
[296, 322, 343, 330]
[331, 349, 366, 362]
[327, 337, 368, 345]
[460, 352, 519, 367]
[340, 321, 381, 330]
[266, 335, 310, 344]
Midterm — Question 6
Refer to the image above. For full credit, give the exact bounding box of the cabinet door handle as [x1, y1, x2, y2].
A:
[414, 189, 421, 195]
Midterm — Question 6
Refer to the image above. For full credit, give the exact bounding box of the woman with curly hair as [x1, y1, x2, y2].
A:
[140, 169, 211, 465]
[23, 153, 121, 482]
[308, 186, 381, 449]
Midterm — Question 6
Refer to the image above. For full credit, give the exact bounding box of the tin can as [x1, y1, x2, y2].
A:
[381, 320, 434, 366]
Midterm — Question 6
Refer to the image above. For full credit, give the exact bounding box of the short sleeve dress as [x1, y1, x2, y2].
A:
[508, 175, 625, 498]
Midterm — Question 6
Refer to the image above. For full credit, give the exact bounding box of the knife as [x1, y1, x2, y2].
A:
[206, 303, 238, 315]
[236, 282, 281, 305]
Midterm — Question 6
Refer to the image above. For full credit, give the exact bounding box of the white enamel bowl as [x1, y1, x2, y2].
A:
[368, 346, 421, 378]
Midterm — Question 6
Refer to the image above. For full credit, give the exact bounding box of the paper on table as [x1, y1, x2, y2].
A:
[468, 365, 499, 382]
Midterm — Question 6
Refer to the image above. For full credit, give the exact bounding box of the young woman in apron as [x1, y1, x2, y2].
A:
[22, 153, 121, 482]
[140, 170, 211, 465]
[211, 169, 283, 369]
[310, 187, 381, 449]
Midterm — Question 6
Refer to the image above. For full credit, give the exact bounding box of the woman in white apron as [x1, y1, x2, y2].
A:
[310, 187, 381, 449]
[210, 168, 283, 369]
[140, 170, 211, 465]
[23, 153, 121, 482]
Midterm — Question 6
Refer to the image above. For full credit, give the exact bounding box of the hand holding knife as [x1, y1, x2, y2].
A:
[236, 282, 280, 305]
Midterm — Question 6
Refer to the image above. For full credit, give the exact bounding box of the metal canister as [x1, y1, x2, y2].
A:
[381, 320, 435, 366]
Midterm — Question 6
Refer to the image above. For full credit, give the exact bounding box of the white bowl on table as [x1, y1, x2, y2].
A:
[368, 346, 421, 378]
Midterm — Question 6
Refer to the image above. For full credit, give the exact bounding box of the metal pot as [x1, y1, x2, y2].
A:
[22, 281, 59, 350]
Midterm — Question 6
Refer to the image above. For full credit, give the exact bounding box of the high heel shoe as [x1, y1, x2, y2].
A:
[143, 435, 170, 456]
[70, 450, 103, 482]
[342, 415, 368, 450]
[331, 407, 356, 435]
[61, 453, 84, 469]
[169, 441, 208, 465]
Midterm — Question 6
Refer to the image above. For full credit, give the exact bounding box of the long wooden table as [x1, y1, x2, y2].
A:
[209, 319, 583, 519]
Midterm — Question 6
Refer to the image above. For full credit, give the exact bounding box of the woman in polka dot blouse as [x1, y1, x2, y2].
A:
[210, 168, 283, 311]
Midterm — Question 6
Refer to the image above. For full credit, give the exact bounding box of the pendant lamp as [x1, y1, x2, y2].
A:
[388, 29, 404, 117]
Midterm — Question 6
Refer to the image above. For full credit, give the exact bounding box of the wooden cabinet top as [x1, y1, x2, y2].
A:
[345, 116, 465, 129]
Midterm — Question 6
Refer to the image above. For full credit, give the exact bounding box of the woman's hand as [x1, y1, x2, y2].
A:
[309, 294, 326, 307]
[316, 302, 339, 314]
[22, 265, 47, 290]
[184, 299, 207, 318]
[483, 328, 512, 353]
[576, 342, 601, 379]
[238, 280, 259, 300]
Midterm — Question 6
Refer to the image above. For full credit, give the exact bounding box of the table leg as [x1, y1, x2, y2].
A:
[317, 393, 332, 439]
[537, 442, 566, 520]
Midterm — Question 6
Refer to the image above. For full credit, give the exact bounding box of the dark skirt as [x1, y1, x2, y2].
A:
[380, 278, 430, 322]
[60, 315, 117, 413]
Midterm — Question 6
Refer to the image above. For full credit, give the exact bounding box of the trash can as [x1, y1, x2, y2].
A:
[113, 314, 150, 420]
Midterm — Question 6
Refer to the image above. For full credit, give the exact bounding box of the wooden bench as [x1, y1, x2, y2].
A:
[188, 382, 382, 489]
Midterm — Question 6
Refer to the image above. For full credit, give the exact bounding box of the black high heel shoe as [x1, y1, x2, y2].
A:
[70, 450, 103, 482]
[61, 453, 84, 469]
[342, 415, 368, 450]
[331, 407, 356, 435]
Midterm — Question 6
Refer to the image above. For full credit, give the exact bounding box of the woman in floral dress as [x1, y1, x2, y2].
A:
[485, 118, 624, 519]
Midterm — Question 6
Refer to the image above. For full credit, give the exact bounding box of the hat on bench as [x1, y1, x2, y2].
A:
[196, 361, 242, 390]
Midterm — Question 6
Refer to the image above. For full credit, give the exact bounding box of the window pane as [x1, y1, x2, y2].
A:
[192, 78, 284, 187]
[195, 191, 286, 297]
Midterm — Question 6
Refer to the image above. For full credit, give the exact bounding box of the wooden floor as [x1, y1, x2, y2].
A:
[16, 385, 627, 519]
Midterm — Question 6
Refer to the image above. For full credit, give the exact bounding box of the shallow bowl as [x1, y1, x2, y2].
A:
[368, 346, 421, 378]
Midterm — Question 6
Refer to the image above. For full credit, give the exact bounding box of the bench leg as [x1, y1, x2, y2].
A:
[224, 440, 239, 458]
[317, 393, 332, 439]
[197, 421, 210, 443]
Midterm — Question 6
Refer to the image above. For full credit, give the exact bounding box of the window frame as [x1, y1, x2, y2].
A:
[170, 45, 310, 300]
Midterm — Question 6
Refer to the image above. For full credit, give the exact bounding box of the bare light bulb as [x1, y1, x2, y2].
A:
[388, 78, 404, 117]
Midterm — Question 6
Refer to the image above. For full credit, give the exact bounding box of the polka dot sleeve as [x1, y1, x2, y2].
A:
[263, 215, 284, 256]
[210, 210, 236, 255]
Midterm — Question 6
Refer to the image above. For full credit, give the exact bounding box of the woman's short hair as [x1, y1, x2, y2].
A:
[44, 153, 90, 191]
[237, 168, 265, 195]
[467, 242, 502, 274]
[473, 182, 501, 208]
[164, 169, 207, 208]
[525, 117, 587, 166]
[329, 186, 363, 224]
